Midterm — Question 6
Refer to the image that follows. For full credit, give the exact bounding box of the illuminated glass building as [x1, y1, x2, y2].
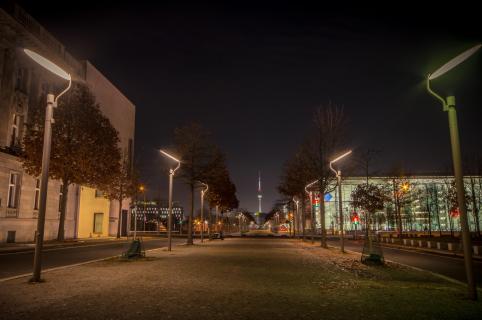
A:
[309, 176, 482, 234]
[131, 200, 184, 231]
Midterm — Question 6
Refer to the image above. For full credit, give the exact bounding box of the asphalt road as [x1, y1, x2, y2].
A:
[327, 238, 482, 286]
[0, 238, 184, 279]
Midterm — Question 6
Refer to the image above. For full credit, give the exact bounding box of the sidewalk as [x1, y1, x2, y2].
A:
[1, 238, 481, 320]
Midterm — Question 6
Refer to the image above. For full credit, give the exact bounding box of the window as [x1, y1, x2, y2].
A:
[33, 179, 40, 210]
[95, 189, 103, 198]
[7, 172, 20, 208]
[93, 213, 103, 234]
[10, 114, 19, 147]
[58, 184, 63, 212]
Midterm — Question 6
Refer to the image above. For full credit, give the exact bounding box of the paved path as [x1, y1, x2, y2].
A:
[0, 238, 183, 279]
[326, 238, 482, 286]
[1, 238, 481, 319]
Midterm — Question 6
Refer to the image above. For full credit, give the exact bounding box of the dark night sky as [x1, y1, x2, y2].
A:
[16, 1, 481, 213]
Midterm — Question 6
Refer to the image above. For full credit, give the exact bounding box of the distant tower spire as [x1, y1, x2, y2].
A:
[257, 171, 262, 212]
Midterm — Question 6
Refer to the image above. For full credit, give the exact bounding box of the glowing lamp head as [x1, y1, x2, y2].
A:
[24, 49, 71, 81]
[160, 150, 180, 163]
[428, 44, 481, 80]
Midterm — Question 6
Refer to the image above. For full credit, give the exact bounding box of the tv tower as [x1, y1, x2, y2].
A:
[257, 171, 262, 212]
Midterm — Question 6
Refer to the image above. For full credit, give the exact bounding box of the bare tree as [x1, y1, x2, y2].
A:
[354, 148, 382, 185]
[278, 149, 315, 241]
[302, 104, 347, 248]
[174, 124, 235, 244]
[385, 167, 413, 238]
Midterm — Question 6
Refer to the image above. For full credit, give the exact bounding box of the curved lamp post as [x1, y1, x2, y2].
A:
[427, 44, 481, 300]
[200, 182, 208, 242]
[305, 179, 319, 243]
[160, 150, 181, 251]
[24, 49, 72, 282]
[329, 150, 352, 253]
[293, 197, 299, 238]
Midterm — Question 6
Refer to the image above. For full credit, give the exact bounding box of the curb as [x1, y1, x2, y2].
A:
[0, 237, 169, 255]
[379, 243, 482, 261]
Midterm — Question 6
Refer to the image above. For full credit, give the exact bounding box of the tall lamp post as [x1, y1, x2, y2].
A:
[135, 185, 146, 239]
[24, 49, 71, 282]
[305, 179, 319, 243]
[329, 150, 352, 253]
[293, 197, 299, 238]
[200, 182, 208, 242]
[426, 44, 481, 300]
[160, 150, 181, 251]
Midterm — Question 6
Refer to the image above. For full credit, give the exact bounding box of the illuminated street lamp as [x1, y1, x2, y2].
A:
[24, 49, 71, 282]
[329, 150, 352, 253]
[426, 44, 481, 300]
[160, 150, 181, 251]
[135, 185, 146, 239]
[305, 179, 319, 243]
[293, 197, 299, 238]
[200, 182, 208, 243]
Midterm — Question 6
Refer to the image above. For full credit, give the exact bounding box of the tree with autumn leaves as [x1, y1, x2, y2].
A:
[173, 123, 238, 244]
[22, 83, 134, 240]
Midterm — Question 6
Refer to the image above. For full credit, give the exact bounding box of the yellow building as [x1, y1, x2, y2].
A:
[77, 187, 111, 238]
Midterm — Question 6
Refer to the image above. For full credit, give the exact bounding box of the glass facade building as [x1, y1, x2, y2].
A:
[309, 176, 482, 234]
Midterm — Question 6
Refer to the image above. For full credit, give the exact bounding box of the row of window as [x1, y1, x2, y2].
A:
[6, 172, 62, 212]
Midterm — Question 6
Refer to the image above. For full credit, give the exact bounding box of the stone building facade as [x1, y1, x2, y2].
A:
[0, 3, 135, 242]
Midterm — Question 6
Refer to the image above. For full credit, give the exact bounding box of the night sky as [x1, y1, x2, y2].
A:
[16, 1, 481, 213]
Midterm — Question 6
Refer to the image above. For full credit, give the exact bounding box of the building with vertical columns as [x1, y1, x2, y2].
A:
[0, 3, 136, 242]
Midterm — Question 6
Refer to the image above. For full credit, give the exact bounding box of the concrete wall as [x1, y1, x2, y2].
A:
[84, 61, 135, 153]
[84, 61, 136, 236]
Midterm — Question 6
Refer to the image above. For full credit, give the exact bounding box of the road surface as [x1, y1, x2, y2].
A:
[0, 237, 184, 279]
[327, 238, 482, 285]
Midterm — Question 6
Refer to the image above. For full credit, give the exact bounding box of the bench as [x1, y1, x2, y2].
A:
[210, 233, 224, 240]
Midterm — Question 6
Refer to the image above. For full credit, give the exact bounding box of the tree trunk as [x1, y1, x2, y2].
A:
[310, 205, 315, 244]
[117, 185, 123, 238]
[396, 201, 403, 237]
[187, 184, 194, 245]
[446, 199, 454, 237]
[470, 177, 480, 236]
[57, 180, 70, 241]
[292, 202, 296, 238]
[320, 195, 327, 248]
[301, 194, 306, 241]
[208, 205, 212, 237]
[434, 186, 442, 236]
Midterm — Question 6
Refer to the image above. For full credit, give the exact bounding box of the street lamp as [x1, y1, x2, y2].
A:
[329, 150, 352, 253]
[200, 182, 208, 243]
[24, 49, 71, 282]
[426, 44, 481, 300]
[160, 150, 181, 251]
[135, 185, 146, 239]
[293, 197, 299, 238]
[305, 179, 319, 243]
